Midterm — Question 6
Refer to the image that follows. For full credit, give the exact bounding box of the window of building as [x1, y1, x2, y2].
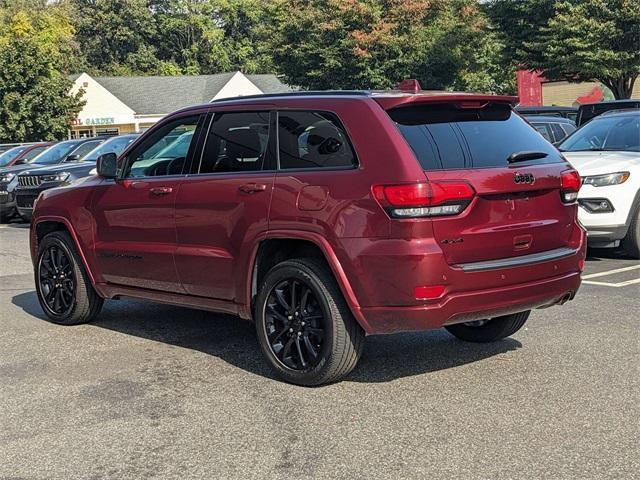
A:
[277, 111, 357, 170]
[198, 112, 271, 174]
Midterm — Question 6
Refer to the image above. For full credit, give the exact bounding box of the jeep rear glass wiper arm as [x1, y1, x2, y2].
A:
[507, 151, 549, 163]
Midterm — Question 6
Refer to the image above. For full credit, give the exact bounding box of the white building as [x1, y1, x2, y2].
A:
[69, 71, 292, 138]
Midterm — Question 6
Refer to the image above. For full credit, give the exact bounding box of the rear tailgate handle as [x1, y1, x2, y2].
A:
[239, 183, 267, 194]
[513, 234, 532, 251]
[149, 186, 174, 196]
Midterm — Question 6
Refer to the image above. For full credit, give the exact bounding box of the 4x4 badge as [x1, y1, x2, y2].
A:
[514, 173, 535, 184]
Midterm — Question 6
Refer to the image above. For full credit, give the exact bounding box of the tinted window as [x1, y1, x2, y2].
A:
[199, 112, 270, 174]
[531, 123, 553, 142]
[559, 114, 640, 152]
[278, 111, 357, 169]
[390, 103, 560, 170]
[561, 123, 577, 136]
[126, 116, 200, 177]
[550, 123, 567, 142]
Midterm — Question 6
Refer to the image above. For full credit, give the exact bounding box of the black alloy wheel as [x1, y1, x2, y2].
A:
[264, 278, 326, 370]
[38, 244, 75, 316]
[255, 258, 365, 386]
[35, 231, 103, 325]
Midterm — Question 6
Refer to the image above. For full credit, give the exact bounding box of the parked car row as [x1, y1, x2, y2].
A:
[0, 135, 139, 221]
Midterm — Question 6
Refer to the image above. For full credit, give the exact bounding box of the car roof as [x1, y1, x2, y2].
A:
[199, 89, 519, 110]
[594, 109, 640, 119]
[524, 115, 575, 123]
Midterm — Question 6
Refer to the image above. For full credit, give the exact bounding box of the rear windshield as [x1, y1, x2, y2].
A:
[389, 103, 561, 170]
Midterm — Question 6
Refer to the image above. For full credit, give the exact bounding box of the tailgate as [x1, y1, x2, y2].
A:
[426, 164, 576, 265]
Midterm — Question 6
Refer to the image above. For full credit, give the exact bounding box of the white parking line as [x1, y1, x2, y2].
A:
[583, 278, 640, 287]
[582, 264, 640, 287]
[582, 264, 640, 279]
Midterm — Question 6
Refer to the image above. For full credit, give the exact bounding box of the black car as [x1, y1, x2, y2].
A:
[516, 105, 578, 122]
[15, 134, 139, 221]
[576, 100, 640, 126]
[1, 137, 106, 222]
[524, 115, 577, 144]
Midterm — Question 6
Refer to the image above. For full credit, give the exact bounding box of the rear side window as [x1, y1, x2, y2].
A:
[390, 103, 561, 170]
[198, 111, 270, 174]
[278, 111, 357, 170]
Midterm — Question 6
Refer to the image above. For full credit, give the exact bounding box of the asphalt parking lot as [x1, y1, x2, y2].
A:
[0, 222, 638, 480]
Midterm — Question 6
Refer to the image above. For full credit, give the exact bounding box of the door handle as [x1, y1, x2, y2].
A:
[239, 183, 267, 194]
[149, 186, 173, 196]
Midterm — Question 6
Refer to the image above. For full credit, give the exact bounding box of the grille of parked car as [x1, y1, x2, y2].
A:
[18, 176, 43, 187]
[16, 194, 38, 208]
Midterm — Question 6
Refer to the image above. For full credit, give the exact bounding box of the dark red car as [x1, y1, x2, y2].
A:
[30, 87, 586, 385]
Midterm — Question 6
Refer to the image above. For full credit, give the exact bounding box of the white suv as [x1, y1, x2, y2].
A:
[559, 110, 640, 258]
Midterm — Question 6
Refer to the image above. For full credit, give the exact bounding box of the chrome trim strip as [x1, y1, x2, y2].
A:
[455, 247, 578, 272]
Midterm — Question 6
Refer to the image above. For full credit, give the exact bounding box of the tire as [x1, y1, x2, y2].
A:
[0, 210, 12, 223]
[622, 206, 640, 259]
[445, 311, 530, 343]
[254, 258, 365, 386]
[35, 231, 103, 325]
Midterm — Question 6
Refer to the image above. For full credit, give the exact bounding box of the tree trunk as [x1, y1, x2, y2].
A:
[601, 75, 637, 100]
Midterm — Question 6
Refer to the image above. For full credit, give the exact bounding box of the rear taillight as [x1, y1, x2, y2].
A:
[560, 170, 581, 203]
[373, 182, 475, 218]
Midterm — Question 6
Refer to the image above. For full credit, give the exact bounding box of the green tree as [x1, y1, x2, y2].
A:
[0, 35, 84, 142]
[487, 0, 640, 99]
[268, 0, 513, 93]
[70, 0, 160, 74]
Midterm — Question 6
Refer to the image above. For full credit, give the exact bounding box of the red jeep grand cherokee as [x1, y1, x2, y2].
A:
[30, 88, 586, 385]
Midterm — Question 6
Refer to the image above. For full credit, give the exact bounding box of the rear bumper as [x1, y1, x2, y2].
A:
[360, 270, 581, 334]
[339, 225, 586, 335]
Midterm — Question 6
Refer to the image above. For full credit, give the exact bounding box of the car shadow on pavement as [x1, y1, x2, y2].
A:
[12, 290, 521, 384]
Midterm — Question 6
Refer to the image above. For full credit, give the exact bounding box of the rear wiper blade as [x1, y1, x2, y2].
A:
[507, 151, 549, 163]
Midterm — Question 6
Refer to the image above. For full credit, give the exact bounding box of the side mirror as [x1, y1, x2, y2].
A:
[96, 152, 118, 179]
[65, 154, 80, 162]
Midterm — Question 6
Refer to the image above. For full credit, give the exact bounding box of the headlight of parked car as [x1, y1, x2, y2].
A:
[0, 172, 16, 182]
[40, 172, 71, 183]
[582, 172, 630, 187]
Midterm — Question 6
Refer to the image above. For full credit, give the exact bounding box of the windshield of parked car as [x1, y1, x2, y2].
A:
[559, 114, 640, 152]
[29, 141, 79, 165]
[83, 136, 138, 161]
[0, 146, 28, 166]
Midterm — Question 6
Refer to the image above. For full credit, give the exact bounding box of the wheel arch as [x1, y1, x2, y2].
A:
[32, 216, 97, 286]
[245, 231, 371, 332]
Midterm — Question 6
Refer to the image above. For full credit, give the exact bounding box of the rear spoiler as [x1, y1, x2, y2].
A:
[372, 93, 519, 111]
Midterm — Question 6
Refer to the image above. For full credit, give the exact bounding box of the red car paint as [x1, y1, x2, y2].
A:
[30, 91, 586, 334]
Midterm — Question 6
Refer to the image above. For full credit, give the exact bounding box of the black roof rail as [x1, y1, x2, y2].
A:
[210, 90, 370, 103]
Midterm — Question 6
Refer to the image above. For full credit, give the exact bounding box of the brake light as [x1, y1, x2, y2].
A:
[560, 170, 581, 203]
[373, 182, 475, 218]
